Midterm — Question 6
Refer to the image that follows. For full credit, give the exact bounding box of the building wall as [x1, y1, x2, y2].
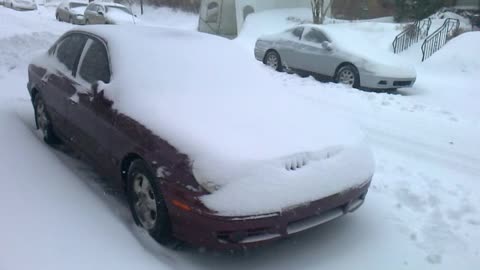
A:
[234, 0, 321, 34]
[332, 0, 395, 20]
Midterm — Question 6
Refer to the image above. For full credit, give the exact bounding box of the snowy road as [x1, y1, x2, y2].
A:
[0, 5, 479, 270]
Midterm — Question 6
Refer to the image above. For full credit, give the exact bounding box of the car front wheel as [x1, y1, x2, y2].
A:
[264, 50, 283, 72]
[335, 64, 360, 88]
[34, 94, 60, 145]
[127, 160, 174, 245]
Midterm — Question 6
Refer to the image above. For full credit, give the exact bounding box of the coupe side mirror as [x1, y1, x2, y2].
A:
[322, 41, 333, 51]
[97, 10, 104, 16]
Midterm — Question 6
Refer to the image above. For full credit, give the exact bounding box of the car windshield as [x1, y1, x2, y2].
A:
[106, 5, 132, 15]
[69, 2, 87, 8]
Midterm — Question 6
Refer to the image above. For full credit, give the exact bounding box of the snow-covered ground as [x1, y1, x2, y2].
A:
[1, 4, 479, 270]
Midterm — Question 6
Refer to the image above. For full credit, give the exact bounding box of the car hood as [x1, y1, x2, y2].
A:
[341, 47, 417, 78]
[106, 11, 135, 24]
[71, 7, 86, 16]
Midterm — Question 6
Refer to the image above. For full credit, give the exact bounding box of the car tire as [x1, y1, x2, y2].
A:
[335, 64, 360, 88]
[264, 50, 283, 72]
[56, 13, 60, 21]
[34, 94, 60, 145]
[127, 159, 174, 245]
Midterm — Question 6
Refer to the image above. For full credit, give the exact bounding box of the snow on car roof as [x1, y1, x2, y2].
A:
[68, 25, 374, 215]
[90, 0, 128, 8]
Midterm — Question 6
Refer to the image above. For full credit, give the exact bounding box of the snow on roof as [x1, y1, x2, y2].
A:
[72, 25, 374, 215]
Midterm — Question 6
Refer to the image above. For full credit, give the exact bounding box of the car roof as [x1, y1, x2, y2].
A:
[89, 0, 128, 8]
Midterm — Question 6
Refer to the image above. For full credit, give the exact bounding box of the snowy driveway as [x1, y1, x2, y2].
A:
[0, 5, 479, 270]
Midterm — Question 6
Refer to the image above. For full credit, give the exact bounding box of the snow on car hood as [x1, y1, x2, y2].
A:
[106, 9, 135, 24]
[71, 7, 87, 16]
[73, 26, 374, 215]
[320, 25, 417, 78]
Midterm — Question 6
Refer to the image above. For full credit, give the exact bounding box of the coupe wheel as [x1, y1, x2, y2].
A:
[34, 94, 60, 145]
[335, 64, 360, 88]
[127, 160, 173, 245]
[264, 50, 283, 72]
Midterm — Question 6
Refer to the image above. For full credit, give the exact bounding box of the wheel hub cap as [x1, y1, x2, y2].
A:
[36, 101, 49, 137]
[133, 173, 157, 230]
[266, 54, 279, 70]
[339, 70, 355, 86]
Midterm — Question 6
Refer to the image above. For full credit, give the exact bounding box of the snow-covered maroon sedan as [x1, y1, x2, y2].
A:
[27, 25, 375, 250]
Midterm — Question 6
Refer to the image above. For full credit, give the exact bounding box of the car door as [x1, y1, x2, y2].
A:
[40, 33, 88, 140]
[299, 28, 338, 77]
[278, 27, 305, 69]
[67, 36, 117, 177]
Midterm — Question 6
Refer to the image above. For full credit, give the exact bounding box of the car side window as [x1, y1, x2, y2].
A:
[78, 38, 111, 85]
[290, 27, 304, 39]
[303, 29, 329, 44]
[55, 34, 88, 73]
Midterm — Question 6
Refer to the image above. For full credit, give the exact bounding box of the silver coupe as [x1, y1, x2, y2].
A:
[255, 24, 417, 90]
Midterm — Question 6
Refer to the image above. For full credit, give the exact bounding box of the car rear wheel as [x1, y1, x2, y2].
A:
[127, 160, 174, 245]
[335, 64, 360, 88]
[34, 94, 60, 145]
[55, 13, 60, 21]
[264, 50, 283, 72]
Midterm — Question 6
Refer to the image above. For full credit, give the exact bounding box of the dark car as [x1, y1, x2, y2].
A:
[27, 26, 374, 250]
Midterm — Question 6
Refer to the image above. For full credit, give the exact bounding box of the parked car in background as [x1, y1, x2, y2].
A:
[255, 24, 417, 91]
[84, 1, 135, 25]
[56, 1, 88, 25]
[27, 25, 374, 250]
[4, 0, 37, 10]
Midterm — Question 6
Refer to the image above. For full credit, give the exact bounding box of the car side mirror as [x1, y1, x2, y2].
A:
[98, 10, 104, 16]
[92, 82, 113, 106]
[322, 41, 333, 51]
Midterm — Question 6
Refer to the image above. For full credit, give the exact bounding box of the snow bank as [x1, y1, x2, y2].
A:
[421, 32, 480, 75]
[51, 25, 375, 215]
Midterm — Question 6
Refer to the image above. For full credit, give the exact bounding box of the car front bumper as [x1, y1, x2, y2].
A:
[13, 3, 37, 10]
[72, 15, 86, 25]
[360, 71, 416, 89]
[168, 180, 372, 250]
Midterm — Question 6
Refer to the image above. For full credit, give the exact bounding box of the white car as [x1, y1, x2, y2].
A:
[4, 0, 37, 10]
